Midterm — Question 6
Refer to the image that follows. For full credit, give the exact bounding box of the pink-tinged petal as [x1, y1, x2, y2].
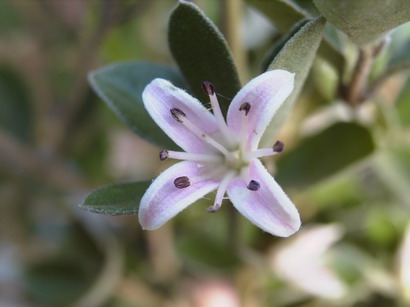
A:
[143, 79, 219, 153]
[227, 70, 294, 150]
[227, 159, 300, 237]
[139, 161, 220, 230]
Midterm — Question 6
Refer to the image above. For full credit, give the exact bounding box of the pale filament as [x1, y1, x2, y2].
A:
[178, 115, 234, 159]
[240, 107, 250, 153]
[209, 93, 235, 147]
[167, 150, 222, 162]
[208, 171, 236, 212]
[246, 148, 279, 160]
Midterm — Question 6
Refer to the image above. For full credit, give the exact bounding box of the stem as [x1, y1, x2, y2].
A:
[366, 62, 410, 100]
[221, 0, 247, 82]
[345, 47, 374, 106]
[227, 202, 241, 252]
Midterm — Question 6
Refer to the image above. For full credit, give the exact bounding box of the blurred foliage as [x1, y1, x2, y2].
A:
[0, 0, 410, 306]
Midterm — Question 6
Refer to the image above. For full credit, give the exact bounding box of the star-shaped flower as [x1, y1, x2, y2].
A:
[138, 70, 301, 237]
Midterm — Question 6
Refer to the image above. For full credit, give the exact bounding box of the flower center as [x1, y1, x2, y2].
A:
[159, 81, 285, 213]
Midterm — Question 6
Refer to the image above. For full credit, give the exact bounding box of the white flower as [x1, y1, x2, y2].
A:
[138, 70, 301, 237]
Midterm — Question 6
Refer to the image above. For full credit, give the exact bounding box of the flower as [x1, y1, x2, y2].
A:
[271, 224, 347, 299]
[138, 70, 301, 237]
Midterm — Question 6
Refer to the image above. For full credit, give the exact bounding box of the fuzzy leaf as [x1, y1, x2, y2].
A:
[314, 0, 410, 45]
[168, 0, 241, 114]
[248, 0, 345, 75]
[277, 122, 375, 189]
[0, 65, 32, 141]
[80, 181, 151, 215]
[261, 16, 326, 146]
[89, 61, 186, 150]
[247, 0, 307, 33]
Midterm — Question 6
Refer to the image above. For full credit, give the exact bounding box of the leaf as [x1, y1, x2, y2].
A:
[247, 0, 307, 33]
[261, 20, 309, 72]
[260, 16, 326, 146]
[80, 181, 151, 215]
[276, 122, 375, 189]
[168, 0, 241, 114]
[313, 0, 410, 45]
[0, 65, 32, 141]
[89, 61, 186, 150]
[247, 0, 345, 75]
[176, 232, 241, 270]
[25, 258, 91, 305]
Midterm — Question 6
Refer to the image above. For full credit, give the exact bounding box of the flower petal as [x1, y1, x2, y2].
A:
[143, 78, 219, 153]
[138, 161, 220, 230]
[227, 159, 300, 237]
[226, 70, 294, 150]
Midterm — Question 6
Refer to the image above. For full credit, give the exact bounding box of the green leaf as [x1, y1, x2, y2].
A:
[248, 0, 345, 75]
[261, 20, 309, 71]
[247, 0, 307, 33]
[261, 16, 326, 146]
[80, 181, 151, 215]
[276, 122, 375, 189]
[0, 65, 32, 141]
[168, 0, 241, 114]
[25, 258, 92, 305]
[397, 78, 410, 127]
[89, 61, 186, 150]
[176, 232, 241, 270]
[313, 0, 410, 45]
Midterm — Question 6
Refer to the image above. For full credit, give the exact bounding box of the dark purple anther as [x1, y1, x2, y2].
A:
[170, 108, 186, 122]
[201, 81, 215, 96]
[174, 176, 190, 189]
[247, 180, 260, 191]
[239, 102, 251, 116]
[159, 149, 169, 161]
[273, 140, 285, 153]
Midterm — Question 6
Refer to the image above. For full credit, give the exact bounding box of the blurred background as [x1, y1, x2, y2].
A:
[1, 0, 410, 306]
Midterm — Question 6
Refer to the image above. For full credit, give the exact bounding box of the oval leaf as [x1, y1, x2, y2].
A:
[89, 61, 186, 150]
[276, 122, 375, 189]
[314, 0, 410, 45]
[168, 0, 241, 114]
[0, 65, 32, 141]
[261, 16, 326, 146]
[80, 181, 151, 215]
[247, 0, 345, 75]
[247, 0, 307, 33]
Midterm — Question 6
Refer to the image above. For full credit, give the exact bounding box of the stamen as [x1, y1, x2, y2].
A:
[170, 108, 186, 122]
[246, 140, 285, 160]
[159, 149, 169, 161]
[239, 102, 251, 116]
[174, 176, 190, 189]
[201, 81, 234, 146]
[273, 140, 285, 153]
[166, 150, 222, 162]
[207, 171, 236, 213]
[177, 115, 234, 158]
[201, 81, 215, 96]
[247, 180, 260, 191]
[239, 102, 251, 151]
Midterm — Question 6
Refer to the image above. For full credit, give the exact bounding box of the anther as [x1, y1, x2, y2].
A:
[207, 204, 220, 213]
[273, 140, 284, 153]
[201, 81, 215, 96]
[174, 176, 190, 189]
[239, 102, 251, 116]
[170, 108, 186, 122]
[247, 180, 260, 191]
[159, 149, 169, 161]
